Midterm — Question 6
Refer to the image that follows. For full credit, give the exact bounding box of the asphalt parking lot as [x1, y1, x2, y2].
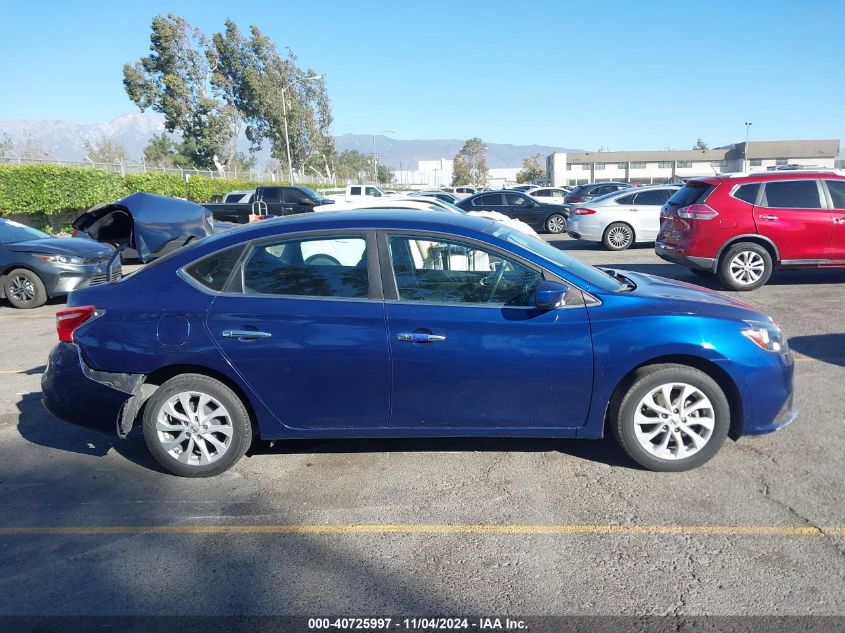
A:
[0, 236, 843, 618]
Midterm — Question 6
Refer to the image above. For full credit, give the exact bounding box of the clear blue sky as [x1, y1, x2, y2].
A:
[1, 0, 843, 152]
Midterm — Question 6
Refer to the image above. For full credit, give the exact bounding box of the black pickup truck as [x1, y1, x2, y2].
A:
[202, 186, 334, 223]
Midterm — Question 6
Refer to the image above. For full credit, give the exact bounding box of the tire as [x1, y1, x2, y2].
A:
[545, 213, 567, 234]
[689, 268, 713, 278]
[602, 222, 635, 250]
[716, 242, 773, 291]
[3, 268, 47, 309]
[142, 374, 253, 477]
[610, 364, 729, 472]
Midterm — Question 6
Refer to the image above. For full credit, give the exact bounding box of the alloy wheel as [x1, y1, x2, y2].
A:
[546, 215, 566, 233]
[729, 251, 765, 285]
[607, 225, 633, 249]
[9, 275, 35, 304]
[155, 391, 234, 466]
[632, 382, 715, 460]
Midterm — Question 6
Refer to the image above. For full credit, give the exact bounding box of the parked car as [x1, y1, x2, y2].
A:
[565, 182, 632, 204]
[508, 184, 537, 192]
[203, 186, 334, 224]
[413, 190, 461, 204]
[42, 209, 796, 477]
[73, 192, 216, 263]
[656, 170, 845, 290]
[0, 218, 118, 309]
[453, 186, 477, 198]
[567, 185, 680, 250]
[526, 187, 571, 205]
[457, 190, 570, 234]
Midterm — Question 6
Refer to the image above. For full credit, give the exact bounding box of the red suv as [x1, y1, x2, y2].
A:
[655, 171, 845, 290]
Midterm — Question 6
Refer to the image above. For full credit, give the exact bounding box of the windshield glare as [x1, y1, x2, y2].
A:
[0, 220, 51, 245]
[488, 223, 625, 292]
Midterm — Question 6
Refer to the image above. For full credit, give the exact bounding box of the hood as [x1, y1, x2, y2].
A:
[8, 237, 113, 259]
[614, 269, 764, 318]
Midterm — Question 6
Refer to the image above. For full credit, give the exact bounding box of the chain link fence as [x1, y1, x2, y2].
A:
[0, 155, 341, 184]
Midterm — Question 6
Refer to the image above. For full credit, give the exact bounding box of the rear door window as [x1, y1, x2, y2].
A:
[239, 236, 369, 298]
[824, 180, 845, 208]
[633, 189, 672, 205]
[479, 194, 504, 206]
[260, 188, 282, 203]
[762, 180, 822, 209]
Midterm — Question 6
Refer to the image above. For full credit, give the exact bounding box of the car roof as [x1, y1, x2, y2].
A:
[224, 209, 495, 240]
[687, 170, 845, 186]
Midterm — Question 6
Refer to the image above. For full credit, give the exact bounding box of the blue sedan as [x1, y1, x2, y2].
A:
[42, 210, 796, 476]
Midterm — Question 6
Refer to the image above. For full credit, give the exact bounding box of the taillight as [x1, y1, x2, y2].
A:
[56, 305, 98, 343]
[573, 208, 596, 215]
[677, 204, 719, 220]
[72, 228, 78, 237]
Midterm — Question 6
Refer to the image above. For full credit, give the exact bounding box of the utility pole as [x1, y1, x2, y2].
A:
[744, 122, 753, 172]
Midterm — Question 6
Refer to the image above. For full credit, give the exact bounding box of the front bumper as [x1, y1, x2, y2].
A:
[42, 342, 143, 435]
[655, 243, 715, 272]
[40, 259, 121, 298]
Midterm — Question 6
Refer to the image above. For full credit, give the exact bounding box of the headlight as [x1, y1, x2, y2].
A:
[31, 253, 85, 265]
[741, 320, 786, 353]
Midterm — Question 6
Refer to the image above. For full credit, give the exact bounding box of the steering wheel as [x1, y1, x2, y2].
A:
[483, 262, 510, 301]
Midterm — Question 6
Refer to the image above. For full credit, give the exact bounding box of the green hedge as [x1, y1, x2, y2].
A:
[0, 164, 334, 216]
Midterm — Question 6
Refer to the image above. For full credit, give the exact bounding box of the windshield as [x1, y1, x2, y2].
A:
[488, 223, 626, 292]
[0, 219, 51, 245]
[300, 187, 322, 199]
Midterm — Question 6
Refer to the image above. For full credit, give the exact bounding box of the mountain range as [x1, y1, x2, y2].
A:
[0, 112, 576, 169]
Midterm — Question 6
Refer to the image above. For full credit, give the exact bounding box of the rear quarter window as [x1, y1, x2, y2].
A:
[732, 183, 760, 204]
[184, 245, 245, 292]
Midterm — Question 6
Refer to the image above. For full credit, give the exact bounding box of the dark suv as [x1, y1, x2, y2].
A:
[655, 170, 845, 290]
[564, 182, 632, 204]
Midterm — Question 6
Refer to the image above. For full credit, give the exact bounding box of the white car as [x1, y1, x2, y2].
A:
[566, 185, 679, 250]
[222, 189, 254, 203]
[525, 187, 571, 205]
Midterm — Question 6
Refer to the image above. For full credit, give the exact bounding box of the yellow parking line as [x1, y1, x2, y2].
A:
[0, 524, 842, 537]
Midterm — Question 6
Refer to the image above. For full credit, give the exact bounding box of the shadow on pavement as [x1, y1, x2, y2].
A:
[248, 434, 640, 470]
[788, 334, 845, 367]
[15, 391, 167, 473]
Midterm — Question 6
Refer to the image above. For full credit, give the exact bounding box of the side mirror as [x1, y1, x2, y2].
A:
[535, 280, 569, 310]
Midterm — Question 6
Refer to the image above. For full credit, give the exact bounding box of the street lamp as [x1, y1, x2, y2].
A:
[372, 130, 395, 184]
[744, 122, 753, 172]
[282, 73, 323, 183]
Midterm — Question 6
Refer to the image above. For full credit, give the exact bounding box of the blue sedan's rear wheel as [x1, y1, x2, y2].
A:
[142, 374, 253, 477]
[611, 364, 729, 471]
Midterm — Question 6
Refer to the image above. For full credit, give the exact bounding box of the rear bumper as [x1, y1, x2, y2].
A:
[41, 342, 143, 435]
[655, 243, 716, 272]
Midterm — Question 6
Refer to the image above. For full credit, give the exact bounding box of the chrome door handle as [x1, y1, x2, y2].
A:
[396, 332, 447, 343]
[759, 215, 779, 221]
[222, 329, 272, 339]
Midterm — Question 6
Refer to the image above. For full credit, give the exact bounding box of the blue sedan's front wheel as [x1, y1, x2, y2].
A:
[611, 364, 730, 471]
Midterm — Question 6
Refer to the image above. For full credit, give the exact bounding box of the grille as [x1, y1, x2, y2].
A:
[87, 268, 122, 287]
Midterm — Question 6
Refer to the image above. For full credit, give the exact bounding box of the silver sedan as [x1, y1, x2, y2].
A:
[566, 185, 679, 250]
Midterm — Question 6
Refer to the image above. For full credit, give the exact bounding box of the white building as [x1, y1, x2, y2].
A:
[393, 159, 520, 189]
[546, 139, 840, 187]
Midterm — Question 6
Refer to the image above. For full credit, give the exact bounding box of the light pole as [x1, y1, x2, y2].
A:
[744, 122, 752, 172]
[282, 73, 323, 183]
[372, 130, 395, 184]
